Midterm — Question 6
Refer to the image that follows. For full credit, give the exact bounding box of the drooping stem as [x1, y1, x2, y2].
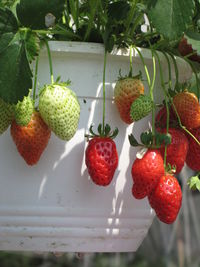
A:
[129, 45, 133, 77]
[169, 53, 179, 88]
[160, 52, 172, 168]
[150, 50, 156, 139]
[134, 46, 151, 88]
[102, 50, 107, 131]
[33, 55, 39, 106]
[44, 39, 54, 84]
[183, 57, 200, 100]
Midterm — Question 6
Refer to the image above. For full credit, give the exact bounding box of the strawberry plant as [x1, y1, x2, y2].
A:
[0, 0, 200, 225]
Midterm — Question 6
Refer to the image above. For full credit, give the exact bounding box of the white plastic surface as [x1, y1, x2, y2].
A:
[0, 42, 192, 252]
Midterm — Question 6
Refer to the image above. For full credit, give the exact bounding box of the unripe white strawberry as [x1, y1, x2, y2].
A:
[38, 84, 80, 141]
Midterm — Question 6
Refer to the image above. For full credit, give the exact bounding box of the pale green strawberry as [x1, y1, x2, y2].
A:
[14, 93, 34, 126]
[0, 98, 14, 134]
[130, 94, 153, 121]
[38, 84, 80, 141]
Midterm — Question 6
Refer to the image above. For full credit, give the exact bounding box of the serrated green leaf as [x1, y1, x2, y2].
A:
[0, 33, 32, 103]
[149, 0, 195, 40]
[185, 30, 200, 55]
[0, 7, 18, 34]
[20, 30, 40, 62]
[16, 0, 65, 29]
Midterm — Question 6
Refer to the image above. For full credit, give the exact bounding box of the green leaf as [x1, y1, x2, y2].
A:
[20, 30, 40, 62]
[0, 32, 15, 53]
[188, 174, 200, 191]
[107, 1, 130, 22]
[149, 0, 195, 40]
[0, 33, 32, 104]
[0, 7, 18, 34]
[185, 30, 200, 55]
[16, 0, 65, 29]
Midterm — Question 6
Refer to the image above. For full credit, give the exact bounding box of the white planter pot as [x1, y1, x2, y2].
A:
[0, 42, 192, 253]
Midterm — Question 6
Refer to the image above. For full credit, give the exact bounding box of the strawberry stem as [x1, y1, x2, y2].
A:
[33, 55, 39, 106]
[134, 46, 151, 88]
[102, 49, 107, 131]
[183, 57, 200, 100]
[150, 50, 156, 139]
[128, 45, 133, 77]
[44, 40, 54, 84]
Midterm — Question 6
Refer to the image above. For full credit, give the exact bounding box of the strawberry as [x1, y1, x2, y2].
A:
[131, 149, 165, 199]
[39, 83, 80, 141]
[158, 128, 189, 174]
[178, 37, 200, 63]
[0, 98, 14, 134]
[130, 94, 153, 121]
[85, 125, 118, 186]
[14, 93, 34, 126]
[148, 175, 182, 224]
[173, 91, 200, 129]
[186, 127, 200, 171]
[10, 111, 51, 165]
[155, 106, 177, 129]
[114, 77, 144, 124]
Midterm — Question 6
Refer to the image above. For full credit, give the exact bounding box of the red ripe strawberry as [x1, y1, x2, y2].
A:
[131, 149, 165, 199]
[158, 128, 189, 174]
[155, 106, 177, 129]
[11, 111, 51, 165]
[173, 91, 200, 129]
[148, 175, 182, 224]
[178, 37, 200, 63]
[85, 136, 118, 186]
[114, 77, 144, 124]
[186, 127, 200, 171]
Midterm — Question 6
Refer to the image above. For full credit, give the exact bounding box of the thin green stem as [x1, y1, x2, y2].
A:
[102, 50, 107, 130]
[163, 51, 172, 90]
[134, 46, 151, 88]
[171, 102, 200, 146]
[154, 50, 170, 168]
[150, 50, 156, 139]
[33, 55, 39, 106]
[44, 40, 54, 84]
[183, 57, 200, 100]
[129, 45, 133, 77]
[169, 53, 179, 88]
[125, 0, 138, 36]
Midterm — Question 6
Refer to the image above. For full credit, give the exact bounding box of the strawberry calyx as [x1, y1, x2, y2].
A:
[164, 163, 176, 176]
[117, 69, 143, 81]
[129, 129, 171, 149]
[85, 123, 118, 141]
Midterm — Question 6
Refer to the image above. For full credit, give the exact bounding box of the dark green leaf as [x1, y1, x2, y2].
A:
[107, 1, 130, 22]
[16, 0, 65, 29]
[128, 134, 140, 147]
[149, 0, 195, 40]
[0, 32, 15, 53]
[0, 33, 32, 103]
[0, 7, 18, 34]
